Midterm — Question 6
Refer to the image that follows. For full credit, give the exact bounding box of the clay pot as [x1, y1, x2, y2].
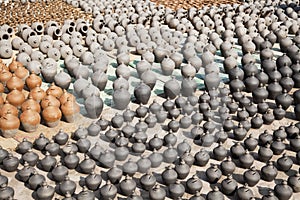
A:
[54, 129, 69, 145]
[61, 98, 80, 123]
[113, 87, 131, 110]
[221, 174, 237, 196]
[134, 82, 151, 105]
[26, 72, 42, 90]
[100, 180, 117, 200]
[42, 102, 62, 127]
[59, 176, 76, 196]
[2, 153, 18, 172]
[162, 165, 178, 185]
[206, 186, 224, 200]
[107, 167, 122, 184]
[164, 77, 180, 99]
[6, 88, 25, 108]
[140, 172, 156, 191]
[16, 138, 32, 154]
[51, 163, 68, 182]
[148, 149, 163, 168]
[20, 107, 40, 132]
[274, 180, 293, 200]
[85, 171, 102, 191]
[28, 171, 46, 190]
[99, 150, 115, 168]
[220, 156, 236, 176]
[41, 93, 60, 109]
[0, 112, 20, 138]
[236, 184, 254, 200]
[277, 153, 293, 172]
[149, 185, 166, 200]
[36, 182, 55, 200]
[17, 162, 34, 182]
[84, 94, 103, 119]
[6, 74, 24, 91]
[40, 152, 57, 172]
[21, 95, 41, 113]
[261, 161, 278, 182]
[0, 183, 14, 200]
[79, 155, 95, 174]
[29, 86, 46, 103]
[244, 166, 260, 187]
[206, 164, 222, 184]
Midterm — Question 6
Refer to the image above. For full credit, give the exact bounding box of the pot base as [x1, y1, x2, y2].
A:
[22, 122, 39, 132]
[1, 129, 18, 138]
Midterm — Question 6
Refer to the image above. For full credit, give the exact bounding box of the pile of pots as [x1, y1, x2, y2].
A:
[0, 0, 92, 28]
[0, 59, 80, 137]
[0, 0, 300, 198]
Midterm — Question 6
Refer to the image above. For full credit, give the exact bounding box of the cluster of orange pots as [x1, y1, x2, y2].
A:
[0, 59, 80, 138]
[0, 0, 92, 29]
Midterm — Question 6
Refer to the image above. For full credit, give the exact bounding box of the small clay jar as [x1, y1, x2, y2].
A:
[36, 181, 55, 200]
[63, 151, 79, 169]
[29, 86, 46, 103]
[206, 186, 224, 200]
[45, 140, 60, 156]
[6, 88, 25, 109]
[213, 142, 227, 161]
[243, 166, 260, 187]
[42, 102, 62, 127]
[220, 156, 236, 176]
[194, 149, 210, 166]
[175, 159, 190, 179]
[186, 174, 203, 194]
[277, 153, 293, 172]
[6, 74, 24, 91]
[40, 152, 57, 172]
[288, 171, 300, 193]
[41, 92, 61, 109]
[148, 149, 163, 168]
[20, 107, 40, 132]
[0, 112, 20, 138]
[34, 133, 49, 150]
[261, 161, 278, 182]
[119, 175, 137, 196]
[17, 162, 34, 182]
[85, 171, 102, 191]
[244, 134, 258, 151]
[21, 95, 41, 113]
[51, 163, 68, 182]
[140, 171, 156, 191]
[274, 180, 293, 200]
[26, 72, 42, 90]
[221, 174, 237, 196]
[230, 142, 246, 159]
[258, 143, 274, 162]
[162, 165, 178, 185]
[236, 184, 254, 200]
[122, 159, 138, 176]
[28, 170, 46, 190]
[22, 149, 39, 166]
[61, 98, 80, 123]
[59, 176, 77, 196]
[206, 164, 222, 184]
[79, 155, 96, 174]
[16, 138, 33, 154]
[149, 184, 166, 200]
[163, 145, 178, 163]
[46, 83, 63, 99]
[107, 167, 123, 184]
[239, 150, 254, 169]
[271, 138, 285, 155]
[100, 180, 117, 200]
[54, 129, 69, 145]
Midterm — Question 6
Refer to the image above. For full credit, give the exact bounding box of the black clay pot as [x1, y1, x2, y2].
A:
[206, 164, 222, 184]
[243, 166, 260, 187]
[261, 161, 278, 182]
[221, 175, 237, 196]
